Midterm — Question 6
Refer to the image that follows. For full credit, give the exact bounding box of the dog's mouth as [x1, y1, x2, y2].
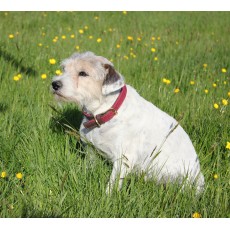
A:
[53, 90, 61, 96]
[52, 90, 67, 100]
[52, 90, 77, 104]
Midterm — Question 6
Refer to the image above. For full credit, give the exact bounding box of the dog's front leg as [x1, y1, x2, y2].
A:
[106, 156, 131, 195]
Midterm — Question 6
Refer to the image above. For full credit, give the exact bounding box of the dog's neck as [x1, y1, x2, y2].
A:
[82, 86, 127, 129]
[83, 89, 122, 116]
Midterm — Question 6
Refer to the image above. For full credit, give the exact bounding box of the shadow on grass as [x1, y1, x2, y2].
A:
[0, 45, 38, 76]
[49, 106, 86, 155]
[0, 103, 8, 113]
[21, 206, 62, 218]
[49, 106, 83, 133]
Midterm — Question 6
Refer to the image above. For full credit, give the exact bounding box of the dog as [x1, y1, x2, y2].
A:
[51, 51, 204, 194]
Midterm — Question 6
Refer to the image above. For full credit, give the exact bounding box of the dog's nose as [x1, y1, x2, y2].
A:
[52, 81, 62, 91]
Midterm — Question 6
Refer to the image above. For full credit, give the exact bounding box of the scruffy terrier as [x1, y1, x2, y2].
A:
[52, 52, 204, 194]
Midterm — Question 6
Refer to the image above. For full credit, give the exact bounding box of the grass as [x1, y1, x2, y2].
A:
[0, 11, 229, 218]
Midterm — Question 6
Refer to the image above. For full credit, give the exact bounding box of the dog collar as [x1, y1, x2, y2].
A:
[83, 85, 127, 129]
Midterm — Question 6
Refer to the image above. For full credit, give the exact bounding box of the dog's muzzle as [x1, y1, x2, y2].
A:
[52, 81, 63, 91]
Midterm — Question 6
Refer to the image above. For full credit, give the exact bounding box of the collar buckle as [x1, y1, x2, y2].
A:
[93, 115, 101, 127]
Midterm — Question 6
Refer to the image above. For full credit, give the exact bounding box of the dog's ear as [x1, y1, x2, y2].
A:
[102, 64, 125, 95]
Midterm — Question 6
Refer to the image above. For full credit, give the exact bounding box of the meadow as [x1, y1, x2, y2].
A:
[0, 12, 229, 218]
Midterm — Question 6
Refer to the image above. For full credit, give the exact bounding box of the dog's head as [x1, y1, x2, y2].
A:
[51, 52, 125, 110]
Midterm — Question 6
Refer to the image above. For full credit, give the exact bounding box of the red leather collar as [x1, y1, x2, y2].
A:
[83, 85, 127, 129]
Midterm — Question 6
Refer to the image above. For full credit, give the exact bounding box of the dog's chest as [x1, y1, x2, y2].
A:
[80, 121, 123, 160]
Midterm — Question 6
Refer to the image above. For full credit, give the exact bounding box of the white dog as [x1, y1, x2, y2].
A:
[52, 51, 204, 194]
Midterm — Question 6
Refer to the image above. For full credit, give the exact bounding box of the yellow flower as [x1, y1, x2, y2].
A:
[123, 11, 127, 15]
[79, 29, 84, 34]
[224, 81, 227, 85]
[17, 74, 22, 79]
[38, 43, 43, 47]
[203, 63, 208, 68]
[70, 34, 75, 38]
[157, 36, 161, 40]
[123, 55, 129, 60]
[192, 212, 201, 218]
[222, 99, 228, 106]
[88, 35, 93, 39]
[154, 57, 158, 61]
[8, 34, 14, 39]
[97, 38, 102, 43]
[13, 75, 20, 81]
[52, 36, 58, 43]
[1, 171, 7, 178]
[75, 45, 80, 50]
[176, 41, 179, 45]
[94, 16, 99, 20]
[130, 52, 136, 58]
[55, 70, 62, 75]
[213, 174, 218, 179]
[151, 48, 156, 52]
[174, 88, 180, 93]
[221, 68, 227, 73]
[116, 44, 121, 48]
[127, 36, 133, 41]
[204, 89, 208, 94]
[151, 36, 156, 41]
[213, 103, 219, 109]
[137, 37, 142, 41]
[16, 172, 23, 180]
[190, 81, 195, 85]
[41, 74, 47, 79]
[49, 58, 56, 65]
[8, 204, 14, 210]
[212, 83, 217, 88]
[166, 80, 171, 84]
[84, 26, 88, 30]
[61, 35, 66, 39]
[226, 141, 230, 150]
[162, 78, 171, 85]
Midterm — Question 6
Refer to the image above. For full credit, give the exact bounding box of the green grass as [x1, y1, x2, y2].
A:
[0, 12, 229, 218]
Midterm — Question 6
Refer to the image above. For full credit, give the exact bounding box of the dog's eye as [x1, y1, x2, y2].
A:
[79, 71, 88, 77]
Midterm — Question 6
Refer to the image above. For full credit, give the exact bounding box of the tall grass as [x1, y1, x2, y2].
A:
[0, 12, 229, 217]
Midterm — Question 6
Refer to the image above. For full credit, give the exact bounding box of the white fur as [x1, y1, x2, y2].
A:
[52, 52, 204, 194]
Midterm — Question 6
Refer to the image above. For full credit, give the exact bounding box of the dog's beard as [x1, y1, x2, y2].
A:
[53, 91, 83, 109]
[53, 90, 72, 102]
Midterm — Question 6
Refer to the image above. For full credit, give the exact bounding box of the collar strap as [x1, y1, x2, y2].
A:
[83, 85, 127, 129]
